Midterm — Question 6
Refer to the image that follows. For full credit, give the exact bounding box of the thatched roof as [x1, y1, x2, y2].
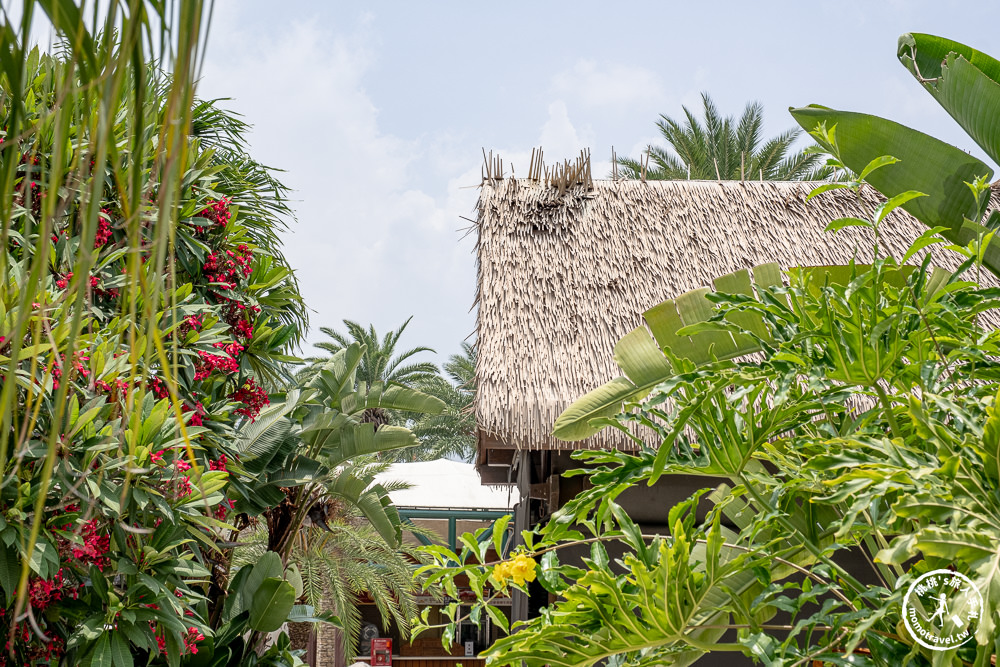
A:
[474, 177, 995, 463]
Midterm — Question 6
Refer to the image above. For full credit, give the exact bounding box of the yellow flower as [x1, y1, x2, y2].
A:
[491, 561, 512, 587]
[508, 554, 537, 586]
[491, 554, 537, 589]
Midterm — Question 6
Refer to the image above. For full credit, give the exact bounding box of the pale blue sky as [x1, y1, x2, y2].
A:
[193, 1, 999, 364]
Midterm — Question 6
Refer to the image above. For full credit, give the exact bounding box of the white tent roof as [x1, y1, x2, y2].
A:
[374, 459, 518, 511]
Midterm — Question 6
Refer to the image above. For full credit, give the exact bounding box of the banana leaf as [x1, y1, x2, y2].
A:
[789, 105, 992, 239]
[898, 33, 1000, 167]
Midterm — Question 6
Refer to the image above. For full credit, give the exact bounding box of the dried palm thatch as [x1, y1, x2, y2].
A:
[474, 177, 999, 455]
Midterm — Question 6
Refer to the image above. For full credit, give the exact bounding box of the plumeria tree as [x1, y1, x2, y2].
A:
[0, 4, 317, 665]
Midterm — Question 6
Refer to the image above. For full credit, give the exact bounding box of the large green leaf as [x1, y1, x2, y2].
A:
[365, 382, 446, 415]
[898, 33, 1000, 167]
[789, 105, 992, 237]
[320, 423, 420, 467]
[326, 470, 402, 547]
[233, 389, 301, 461]
[553, 266, 781, 442]
[223, 551, 285, 623]
[248, 577, 296, 632]
[552, 377, 648, 442]
[310, 344, 364, 407]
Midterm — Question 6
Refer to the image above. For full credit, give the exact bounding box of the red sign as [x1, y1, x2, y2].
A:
[371, 638, 392, 666]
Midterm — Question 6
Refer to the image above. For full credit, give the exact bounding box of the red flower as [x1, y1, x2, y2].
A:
[230, 378, 269, 422]
[194, 342, 243, 380]
[213, 498, 236, 520]
[28, 570, 65, 611]
[195, 197, 232, 232]
[148, 376, 170, 399]
[233, 318, 254, 341]
[184, 626, 205, 654]
[94, 212, 113, 248]
[71, 519, 110, 570]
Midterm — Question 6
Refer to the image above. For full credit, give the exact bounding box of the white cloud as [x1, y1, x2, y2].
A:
[198, 2, 479, 359]
[551, 60, 667, 109]
[539, 101, 590, 158]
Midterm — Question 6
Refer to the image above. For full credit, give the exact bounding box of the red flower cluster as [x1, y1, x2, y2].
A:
[183, 626, 205, 654]
[46, 352, 89, 390]
[194, 341, 243, 380]
[55, 271, 71, 289]
[94, 210, 113, 248]
[182, 400, 206, 427]
[233, 318, 254, 341]
[213, 498, 236, 520]
[71, 518, 110, 571]
[209, 454, 228, 472]
[0, 623, 65, 665]
[202, 245, 253, 289]
[222, 301, 261, 334]
[163, 466, 193, 500]
[197, 197, 231, 230]
[149, 376, 170, 400]
[231, 377, 269, 422]
[28, 570, 67, 611]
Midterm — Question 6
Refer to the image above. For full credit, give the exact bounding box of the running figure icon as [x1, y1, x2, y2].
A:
[928, 593, 949, 625]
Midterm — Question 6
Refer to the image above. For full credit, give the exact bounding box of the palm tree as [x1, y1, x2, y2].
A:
[303, 318, 439, 436]
[308, 317, 438, 387]
[233, 473, 428, 662]
[618, 92, 829, 181]
[232, 345, 444, 660]
[411, 342, 477, 462]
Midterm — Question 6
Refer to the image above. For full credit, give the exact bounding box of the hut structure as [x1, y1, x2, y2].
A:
[472, 153, 995, 640]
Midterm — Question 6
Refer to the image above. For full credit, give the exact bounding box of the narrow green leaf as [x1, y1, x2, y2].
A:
[111, 632, 133, 667]
[492, 514, 510, 557]
[484, 603, 509, 633]
[806, 182, 849, 200]
[858, 154, 900, 181]
[876, 190, 927, 224]
[824, 217, 872, 233]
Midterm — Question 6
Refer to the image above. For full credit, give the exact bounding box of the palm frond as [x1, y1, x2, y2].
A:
[620, 93, 830, 182]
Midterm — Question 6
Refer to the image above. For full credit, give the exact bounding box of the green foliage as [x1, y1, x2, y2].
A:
[295, 521, 426, 661]
[422, 33, 1000, 667]
[409, 342, 477, 462]
[0, 4, 314, 664]
[618, 92, 830, 181]
[791, 33, 1000, 277]
[233, 343, 443, 660]
[305, 317, 438, 388]
[424, 244, 1000, 665]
